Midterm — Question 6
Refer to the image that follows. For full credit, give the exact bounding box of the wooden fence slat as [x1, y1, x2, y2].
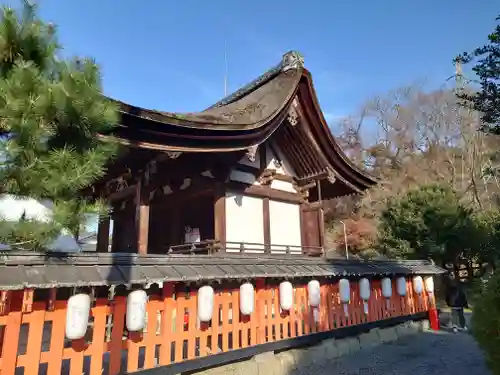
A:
[319, 284, 328, 332]
[242, 305, 250, 348]
[69, 339, 86, 375]
[89, 300, 108, 375]
[24, 302, 46, 375]
[272, 286, 281, 341]
[289, 287, 297, 338]
[144, 299, 159, 369]
[370, 283, 378, 321]
[282, 300, 290, 339]
[186, 290, 197, 360]
[108, 296, 126, 375]
[126, 332, 141, 372]
[231, 288, 240, 350]
[46, 301, 67, 375]
[2, 308, 22, 375]
[159, 283, 174, 366]
[249, 285, 258, 345]
[376, 284, 384, 321]
[296, 287, 304, 336]
[324, 285, 332, 331]
[211, 291, 221, 355]
[221, 290, 230, 352]
[256, 280, 266, 345]
[174, 291, 186, 363]
[307, 284, 316, 334]
[348, 285, 356, 326]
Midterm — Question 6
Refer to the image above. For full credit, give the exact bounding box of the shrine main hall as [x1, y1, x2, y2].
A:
[88, 51, 376, 256]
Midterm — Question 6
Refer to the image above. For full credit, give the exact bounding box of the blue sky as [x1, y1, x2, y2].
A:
[31, 0, 498, 124]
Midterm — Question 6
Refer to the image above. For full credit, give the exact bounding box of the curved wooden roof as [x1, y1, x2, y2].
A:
[101, 51, 376, 194]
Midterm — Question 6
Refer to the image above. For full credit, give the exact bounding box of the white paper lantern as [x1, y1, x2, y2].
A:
[307, 280, 321, 307]
[65, 293, 91, 340]
[279, 281, 294, 311]
[424, 276, 434, 294]
[381, 277, 393, 310]
[339, 279, 351, 303]
[239, 282, 255, 315]
[413, 276, 424, 294]
[381, 278, 392, 298]
[396, 277, 407, 297]
[198, 285, 215, 322]
[359, 278, 371, 315]
[126, 290, 148, 332]
[359, 278, 371, 301]
[339, 278, 351, 316]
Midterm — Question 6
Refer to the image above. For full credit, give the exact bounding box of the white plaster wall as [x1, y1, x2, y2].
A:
[225, 193, 265, 253]
[270, 179, 296, 193]
[269, 200, 302, 255]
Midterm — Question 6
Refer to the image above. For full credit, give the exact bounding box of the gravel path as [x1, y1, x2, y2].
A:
[322, 330, 490, 375]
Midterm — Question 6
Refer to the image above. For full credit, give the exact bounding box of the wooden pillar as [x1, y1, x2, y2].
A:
[111, 206, 120, 252]
[263, 197, 271, 252]
[135, 178, 150, 254]
[96, 215, 110, 252]
[214, 184, 226, 248]
[318, 206, 325, 249]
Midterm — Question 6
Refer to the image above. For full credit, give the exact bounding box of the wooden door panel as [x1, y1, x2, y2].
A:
[301, 205, 324, 256]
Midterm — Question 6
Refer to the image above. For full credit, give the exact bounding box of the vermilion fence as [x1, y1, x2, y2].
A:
[0, 278, 431, 375]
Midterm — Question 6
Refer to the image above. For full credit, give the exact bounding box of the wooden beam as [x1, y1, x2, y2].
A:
[96, 215, 110, 253]
[271, 172, 294, 183]
[226, 180, 304, 204]
[135, 179, 150, 254]
[232, 163, 260, 177]
[107, 185, 136, 202]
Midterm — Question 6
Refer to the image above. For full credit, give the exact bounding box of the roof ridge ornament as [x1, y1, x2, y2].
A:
[208, 51, 304, 109]
[282, 51, 304, 72]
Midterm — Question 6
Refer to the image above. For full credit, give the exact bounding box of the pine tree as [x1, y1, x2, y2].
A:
[457, 15, 500, 134]
[0, 1, 118, 250]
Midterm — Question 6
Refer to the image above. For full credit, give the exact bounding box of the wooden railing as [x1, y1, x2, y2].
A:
[164, 240, 324, 256]
[0, 277, 432, 375]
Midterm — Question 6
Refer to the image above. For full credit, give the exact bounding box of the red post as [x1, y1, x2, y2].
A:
[427, 293, 440, 330]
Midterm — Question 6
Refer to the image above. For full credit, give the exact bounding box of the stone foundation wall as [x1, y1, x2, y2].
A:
[190, 320, 431, 375]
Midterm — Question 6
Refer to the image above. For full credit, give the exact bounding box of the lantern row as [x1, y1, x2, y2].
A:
[64, 276, 434, 341]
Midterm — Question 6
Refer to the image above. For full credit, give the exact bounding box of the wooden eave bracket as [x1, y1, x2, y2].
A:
[246, 145, 259, 162]
[258, 169, 275, 185]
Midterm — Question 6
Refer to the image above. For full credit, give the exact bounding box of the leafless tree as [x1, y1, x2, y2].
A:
[325, 84, 500, 255]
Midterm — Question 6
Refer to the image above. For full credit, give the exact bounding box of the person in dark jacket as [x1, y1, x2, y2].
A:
[446, 280, 468, 332]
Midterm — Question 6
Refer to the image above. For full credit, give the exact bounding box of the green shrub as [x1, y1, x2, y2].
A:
[471, 271, 500, 374]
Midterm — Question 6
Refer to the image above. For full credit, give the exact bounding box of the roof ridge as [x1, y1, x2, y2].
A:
[206, 50, 304, 110]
